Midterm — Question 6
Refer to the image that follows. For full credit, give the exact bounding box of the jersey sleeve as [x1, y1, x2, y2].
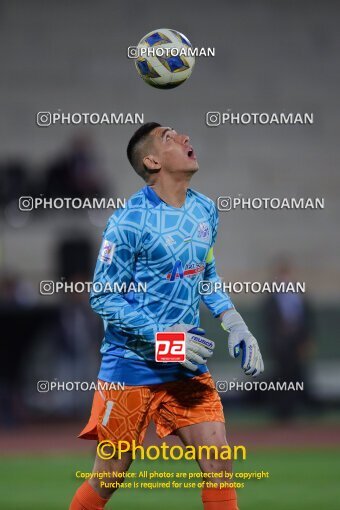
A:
[89, 210, 156, 341]
[201, 204, 234, 317]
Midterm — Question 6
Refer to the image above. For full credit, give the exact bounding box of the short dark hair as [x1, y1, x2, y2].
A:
[127, 122, 161, 181]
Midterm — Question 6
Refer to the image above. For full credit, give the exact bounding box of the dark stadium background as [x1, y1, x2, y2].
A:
[0, 1, 339, 509]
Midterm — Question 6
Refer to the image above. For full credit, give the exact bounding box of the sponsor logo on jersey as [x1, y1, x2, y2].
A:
[166, 260, 205, 281]
[198, 222, 210, 239]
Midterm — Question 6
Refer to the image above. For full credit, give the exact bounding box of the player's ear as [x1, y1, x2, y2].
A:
[143, 154, 161, 172]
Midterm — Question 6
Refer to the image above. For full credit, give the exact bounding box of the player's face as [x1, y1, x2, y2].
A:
[150, 126, 199, 174]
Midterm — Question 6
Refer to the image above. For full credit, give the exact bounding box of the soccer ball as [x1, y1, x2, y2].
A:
[134, 28, 195, 89]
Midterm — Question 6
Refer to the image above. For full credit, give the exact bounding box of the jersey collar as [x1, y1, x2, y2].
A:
[142, 186, 191, 209]
[142, 186, 162, 206]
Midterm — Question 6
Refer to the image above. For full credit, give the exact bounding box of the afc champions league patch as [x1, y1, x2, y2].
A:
[99, 239, 115, 264]
[197, 222, 210, 239]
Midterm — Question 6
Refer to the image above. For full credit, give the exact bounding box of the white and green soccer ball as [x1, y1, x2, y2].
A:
[134, 28, 195, 89]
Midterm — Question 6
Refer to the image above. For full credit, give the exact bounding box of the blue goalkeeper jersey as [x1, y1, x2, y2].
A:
[90, 186, 233, 385]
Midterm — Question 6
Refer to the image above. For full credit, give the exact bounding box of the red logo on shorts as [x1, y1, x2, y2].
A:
[155, 332, 186, 362]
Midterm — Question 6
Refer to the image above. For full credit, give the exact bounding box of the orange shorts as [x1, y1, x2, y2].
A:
[79, 372, 224, 445]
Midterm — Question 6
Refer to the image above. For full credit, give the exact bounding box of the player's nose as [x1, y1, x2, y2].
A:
[178, 133, 190, 145]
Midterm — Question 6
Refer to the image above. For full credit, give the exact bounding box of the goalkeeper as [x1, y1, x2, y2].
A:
[69, 123, 264, 510]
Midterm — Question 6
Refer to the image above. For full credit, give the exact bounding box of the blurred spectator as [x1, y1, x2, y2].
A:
[48, 270, 101, 416]
[263, 258, 315, 420]
[0, 273, 37, 307]
[58, 237, 93, 281]
[0, 160, 32, 208]
[23, 238, 102, 418]
[0, 273, 51, 426]
[44, 133, 106, 200]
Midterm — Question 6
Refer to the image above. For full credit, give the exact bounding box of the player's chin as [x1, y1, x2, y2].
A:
[187, 160, 199, 173]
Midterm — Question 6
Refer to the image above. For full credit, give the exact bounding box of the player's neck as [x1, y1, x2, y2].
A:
[149, 174, 190, 208]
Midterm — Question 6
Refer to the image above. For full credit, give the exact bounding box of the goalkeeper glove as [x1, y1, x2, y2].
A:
[169, 324, 215, 372]
[221, 309, 264, 377]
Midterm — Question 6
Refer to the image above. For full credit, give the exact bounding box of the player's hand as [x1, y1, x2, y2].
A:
[169, 324, 215, 372]
[221, 309, 264, 377]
